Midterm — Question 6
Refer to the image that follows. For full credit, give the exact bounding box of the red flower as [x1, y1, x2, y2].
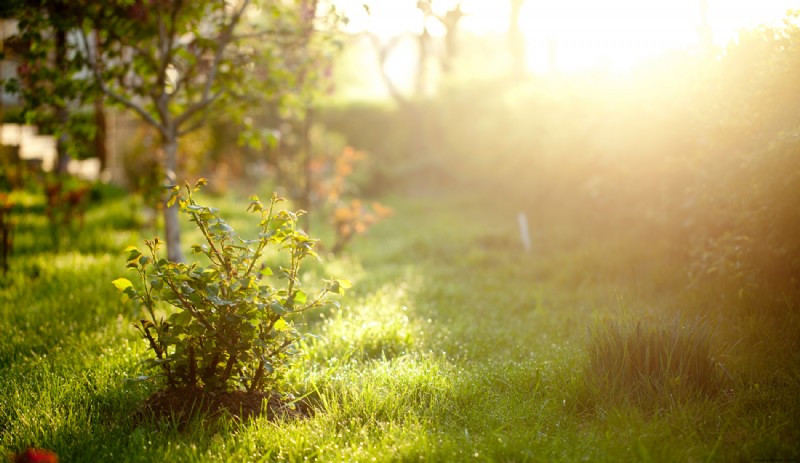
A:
[14, 448, 58, 463]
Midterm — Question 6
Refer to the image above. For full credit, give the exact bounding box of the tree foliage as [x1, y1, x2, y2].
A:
[2, 0, 100, 169]
[5, 0, 337, 261]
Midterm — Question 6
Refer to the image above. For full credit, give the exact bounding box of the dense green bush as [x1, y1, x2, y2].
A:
[684, 22, 800, 292]
[116, 180, 348, 393]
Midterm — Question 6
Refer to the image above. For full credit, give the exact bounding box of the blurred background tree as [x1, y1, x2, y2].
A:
[2, 0, 797, 295]
[2, 0, 104, 173]
[4, 0, 343, 261]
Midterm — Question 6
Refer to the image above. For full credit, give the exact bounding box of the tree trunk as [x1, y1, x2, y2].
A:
[439, 5, 464, 74]
[295, 0, 318, 231]
[162, 135, 185, 262]
[299, 106, 313, 231]
[411, 21, 431, 164]
[415, 27, 430, 97]
[697, 0, 713, 51]
[508, 0, 527, 80]
[54, 28, 70, 174]
[94, 96, 108, 173]
[93, 30, 108, 173]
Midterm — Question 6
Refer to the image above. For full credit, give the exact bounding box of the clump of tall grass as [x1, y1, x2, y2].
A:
[581, 317, 724, 409]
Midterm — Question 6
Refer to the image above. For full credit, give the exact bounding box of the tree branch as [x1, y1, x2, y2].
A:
[174, 0, 250, 129]
[368, 33, 409, 107]
[78, 28, 165, 135]
[176, 91, 223, 136]
[151, 0, 180, 126]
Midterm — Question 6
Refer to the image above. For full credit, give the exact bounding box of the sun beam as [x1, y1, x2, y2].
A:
[516, 0, 798, 74]
[520, 0, 697, 73]
[327, 0, 799, 89]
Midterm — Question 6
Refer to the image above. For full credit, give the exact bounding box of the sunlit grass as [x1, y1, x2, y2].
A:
[306, 282, 419, 364]
[0, 186, 798, 461]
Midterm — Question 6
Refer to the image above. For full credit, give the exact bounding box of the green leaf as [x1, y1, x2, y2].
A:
[112, 278, 133, 291]
[292, 289, 307, 304]
[271, 301, 286, 315]
[329, 281, 340, 294]
[169, 310, 193, 326]
[273, 318, 291, 331]
[166, 186, 181, 205]
[123, 286, 137, 299]
[126, 247, 143, 264]
[188, 323, 205, 336]
[248, 195, 262, 213]
[328, 279, 353, 295]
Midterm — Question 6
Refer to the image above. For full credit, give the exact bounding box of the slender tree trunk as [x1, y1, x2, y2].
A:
[439, 5, 464, 74]
[93, 30, 108, 173]
[410, 24, 431, 162]
[697, 0, 713, 51]
[54, 28, 70, 174]
[295, 0, 318, 231]
[509, 0, 527, 80]
[162, 134, 185, 262]
[415, 27, 430, 97]
[299, 106, 313, 231]
[94, 97, 108, 173]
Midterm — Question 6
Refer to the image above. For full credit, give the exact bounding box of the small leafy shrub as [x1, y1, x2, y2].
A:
[312, 145, 366, 203]
[0, 145, 26, 191]
[330, 199, 393, 255]
[311, 146, 393, 254]
[115, 180, 348, 393]
[582, 318, 723, 408]
[43, 176, 90, 249]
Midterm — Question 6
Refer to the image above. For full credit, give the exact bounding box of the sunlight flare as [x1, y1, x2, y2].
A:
[332, 0, 799, 75]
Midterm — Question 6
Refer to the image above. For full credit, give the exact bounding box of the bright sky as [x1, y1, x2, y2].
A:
[332, 0, 799, 73]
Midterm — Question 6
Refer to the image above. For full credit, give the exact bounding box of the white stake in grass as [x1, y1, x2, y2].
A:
[517, 212, 532, 253]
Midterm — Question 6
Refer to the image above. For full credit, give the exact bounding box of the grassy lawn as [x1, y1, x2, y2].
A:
[1, 185, 798, 462]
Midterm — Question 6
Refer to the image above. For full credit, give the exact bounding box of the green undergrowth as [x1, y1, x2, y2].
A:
[0, 187, 798, 461]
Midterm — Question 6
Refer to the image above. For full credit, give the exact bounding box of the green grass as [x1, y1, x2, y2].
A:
[1, 185, 798, 462]
[582, 316, 722, 410]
